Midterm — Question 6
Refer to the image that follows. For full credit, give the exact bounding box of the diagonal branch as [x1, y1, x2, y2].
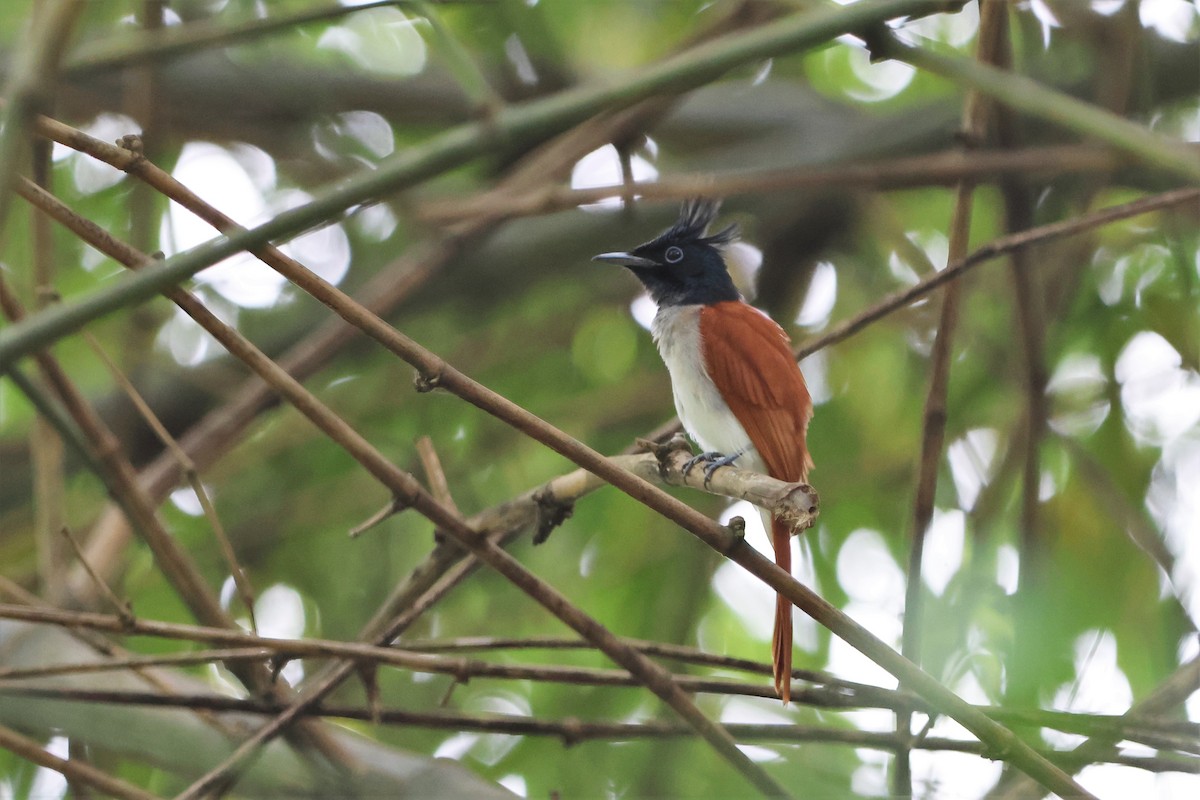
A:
[0, 722, 162, 800]
[13, 177, 790, 800]
[47, 145, 1098, 800]
[874, 34, 1200, 181]
[14, 129, 1097, 798]
[0, 279, 282, 702]
[992, 653, 1200, 799]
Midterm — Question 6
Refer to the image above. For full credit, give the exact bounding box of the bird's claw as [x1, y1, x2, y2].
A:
[682, 451, 740, 487]
[682, 451, 721, 476]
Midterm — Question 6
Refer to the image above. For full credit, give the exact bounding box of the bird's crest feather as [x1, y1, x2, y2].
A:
[645, 199, 739, 249]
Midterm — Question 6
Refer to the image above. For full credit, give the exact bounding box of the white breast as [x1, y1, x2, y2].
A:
[652, 305, 765, 474]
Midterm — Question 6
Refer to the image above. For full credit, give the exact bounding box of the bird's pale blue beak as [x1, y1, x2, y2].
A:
[592, 252, 658, 268]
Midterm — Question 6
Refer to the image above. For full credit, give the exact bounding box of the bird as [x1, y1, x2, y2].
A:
[593, 199, 813, 703]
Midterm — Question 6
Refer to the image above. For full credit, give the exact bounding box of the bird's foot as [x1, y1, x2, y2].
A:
[682, 451, 722, 476]
[682, 450, 741, 488]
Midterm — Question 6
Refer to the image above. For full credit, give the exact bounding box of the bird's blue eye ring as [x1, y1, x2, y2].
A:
[665, 246, 684, 263]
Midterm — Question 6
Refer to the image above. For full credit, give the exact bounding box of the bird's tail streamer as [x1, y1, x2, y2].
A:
[770, 516, 793, 704]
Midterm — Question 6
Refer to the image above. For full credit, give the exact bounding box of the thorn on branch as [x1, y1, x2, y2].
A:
[859, 24, 895, 64]
[913, 713, 938, 747]
[61, 526, 135, 626]
[114, 133, 146, 164]
[349, 494, 410, 538]
[412, 366, 444, 393]
[415, 435, 459, 544]
[268, 654, 291, 684]
[34, 287, 61, 304]
[980, 727, 1018, 762]
[640, 433, 694, 478]
[438, 674, 464, 708]
[721, 516, 746, 555]
[415, 435, 458, 511]
[477, 101, 509, 152]
[560, 716, 585, 748]
[531, 488, 574, 546]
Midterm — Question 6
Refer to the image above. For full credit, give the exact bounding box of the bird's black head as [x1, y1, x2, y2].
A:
[593, 199, 741, 307]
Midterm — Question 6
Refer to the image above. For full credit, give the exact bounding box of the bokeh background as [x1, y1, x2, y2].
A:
[1, 0, 1198, 797]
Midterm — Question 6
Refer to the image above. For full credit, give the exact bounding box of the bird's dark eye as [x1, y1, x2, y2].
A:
[664, 246, 684, 263]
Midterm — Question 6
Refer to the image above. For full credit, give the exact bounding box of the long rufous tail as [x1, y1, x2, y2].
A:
[771, 517, 793, 704]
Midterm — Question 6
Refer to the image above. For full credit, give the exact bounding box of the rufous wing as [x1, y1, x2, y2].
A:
[698, 301, 813, 483]
[700, 301, 813, 703]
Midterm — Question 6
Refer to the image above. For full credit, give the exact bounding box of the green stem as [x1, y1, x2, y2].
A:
[3, 365, 103, 480]
[64, 1, 414, 75]
[0, 0, 85, 244]
[0, 0, 960, 371]
[413, 0, 503, 114]
[882, 36, 1200, 182]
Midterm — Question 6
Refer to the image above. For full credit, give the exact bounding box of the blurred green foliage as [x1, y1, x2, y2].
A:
[1, 0, 1198, 797]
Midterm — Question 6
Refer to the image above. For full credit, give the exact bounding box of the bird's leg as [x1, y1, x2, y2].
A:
[700, 450, 743, 487]
[682, 448, 744, 488]
[682, 451, 724, 476]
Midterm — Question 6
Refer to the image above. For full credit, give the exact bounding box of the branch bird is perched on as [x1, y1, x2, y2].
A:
[594, 200, 814, 703]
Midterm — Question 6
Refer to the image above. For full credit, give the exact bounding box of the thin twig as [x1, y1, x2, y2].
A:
[412, 0, 505, 117]
[417, 144, 1132, 225]
[10, 177, 790, 800]
[793, 187, 1200, 362]
[415, 435, 459, 515]
[0, 648, 271, 681]
[0, 723, 162, 800]
[59, 526, 134, 625]
[29, 135, 68, 594]
[896, 3, 1007, 792]
[80, 331, 259, 634]
[0, 275, 290, 713]
[4, 603, 1194, 750]
[3, 686, 1196, 775]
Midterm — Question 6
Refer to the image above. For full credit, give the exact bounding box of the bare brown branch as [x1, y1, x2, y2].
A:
[12, 176, 789, 800]
[81, 331, 259, 633]
[417, 144, 1133, 225]
[0, 723, 162, 800]
[3, 685, 1196, 776]
[896, 3, 1009, 792]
